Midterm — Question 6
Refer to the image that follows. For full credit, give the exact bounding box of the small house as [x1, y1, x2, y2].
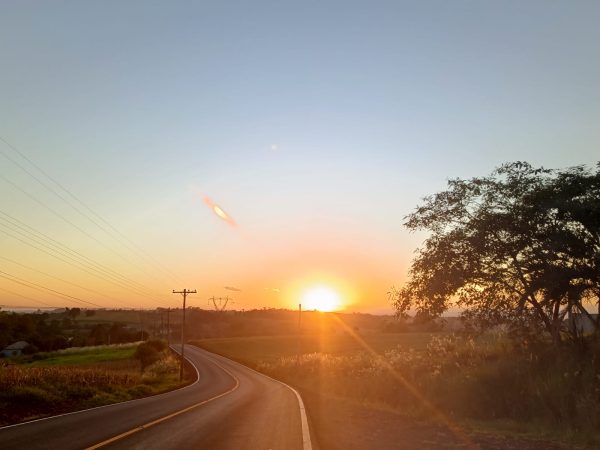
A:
[0, 341, 29, 357]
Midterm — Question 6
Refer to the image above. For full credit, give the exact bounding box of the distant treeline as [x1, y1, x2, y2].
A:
[1, 306, 447, 354]
[0, 308, 146, 354]
[179, 308, 446, 339]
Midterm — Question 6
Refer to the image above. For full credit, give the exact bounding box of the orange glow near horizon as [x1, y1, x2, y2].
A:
[301, 285, 343, 312]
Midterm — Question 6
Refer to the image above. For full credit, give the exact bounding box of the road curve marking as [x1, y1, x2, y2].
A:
[203, 350, 313, 450]
[85, 355, 240, 449]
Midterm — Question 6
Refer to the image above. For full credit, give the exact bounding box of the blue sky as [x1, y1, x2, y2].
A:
[0, 1, 598, 312]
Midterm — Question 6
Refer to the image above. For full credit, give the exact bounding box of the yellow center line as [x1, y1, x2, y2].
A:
[86, 357, 240, 449]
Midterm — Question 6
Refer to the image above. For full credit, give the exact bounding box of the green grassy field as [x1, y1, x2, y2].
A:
[191, 331, 435, 367]
[0, 342, 191, 426]
[25, 344, 138, 367]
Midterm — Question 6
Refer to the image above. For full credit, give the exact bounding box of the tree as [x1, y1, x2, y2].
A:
[134, 340, 165, 372]
[66, 307, 81, 321]
[391, 162, 600, 343]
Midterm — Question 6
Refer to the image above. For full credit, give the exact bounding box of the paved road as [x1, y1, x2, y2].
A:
[0, 345, 310, 450]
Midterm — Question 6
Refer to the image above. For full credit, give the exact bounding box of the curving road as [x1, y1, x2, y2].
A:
[0, 345, 311, 450]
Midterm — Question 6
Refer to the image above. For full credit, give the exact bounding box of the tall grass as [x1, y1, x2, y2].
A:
[0, 365, 140, 390]
[257, 334, 600, 443]
[0, 344, 184, 425]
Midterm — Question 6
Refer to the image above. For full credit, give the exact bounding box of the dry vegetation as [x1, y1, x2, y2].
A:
[192, 331, 600, 448]
[0, 342, 189, 426]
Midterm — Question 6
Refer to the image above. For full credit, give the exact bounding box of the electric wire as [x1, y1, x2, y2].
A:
[0, 148, 174, 286]
[0, 220, 164, 301]
[0, 271, 104, 308]
[0, 227, 168, 307]
[0, 136, 183, 284]
[0, 255, 140, 308]
[0, 136, 189, 310]
[0, 286, 57, 308]
[0, 210, 163, 295]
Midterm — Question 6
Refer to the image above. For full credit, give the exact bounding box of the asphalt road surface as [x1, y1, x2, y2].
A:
[0, 345, 311, 450]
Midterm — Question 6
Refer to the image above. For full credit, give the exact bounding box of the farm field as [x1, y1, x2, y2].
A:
[191, 331, 435, 368]
[0, 342, 191, 426]
[25, 343, 138, 367]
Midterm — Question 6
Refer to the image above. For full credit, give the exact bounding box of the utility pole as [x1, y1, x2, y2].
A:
[160, 309, 164, 339]
[153, 310, 157, 338]
[297, 303, 302, 362]
[173, 289, 196, 382]
[139, 309, 144, 341]
[166, 307, 171, 346]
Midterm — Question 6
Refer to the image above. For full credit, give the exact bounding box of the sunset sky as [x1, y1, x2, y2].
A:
[1, 1, 599, 313]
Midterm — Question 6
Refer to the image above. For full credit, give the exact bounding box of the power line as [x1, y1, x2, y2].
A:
[0, 286, 57, 308]
[0, 170, 176, 296]
[0, 217, 145, 291]
[0, 136, 183, 285]
[0, 210, 161, 295]
[0, 271, 104, 308]
[0, 226, 168, 307]
[0, 255, 139, 309]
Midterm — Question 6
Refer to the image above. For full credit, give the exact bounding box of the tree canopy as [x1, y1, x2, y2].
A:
[391, 162, 600, 342]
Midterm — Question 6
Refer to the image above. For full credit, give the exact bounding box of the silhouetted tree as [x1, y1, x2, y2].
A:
[66, 307, 81, 321]
[391, 162, 600, 343]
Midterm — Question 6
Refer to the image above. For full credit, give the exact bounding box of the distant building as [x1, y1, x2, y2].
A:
[0, 341, 29, 357]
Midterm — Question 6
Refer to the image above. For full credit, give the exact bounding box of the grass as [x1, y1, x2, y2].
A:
[23, 343, 138, 367]
[0, 342, 192, 426]
[191, 331, 435, 367]
[191, 331, 600, 448]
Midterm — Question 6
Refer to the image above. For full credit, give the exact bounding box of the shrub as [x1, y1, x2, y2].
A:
[134, 341, 166, 371]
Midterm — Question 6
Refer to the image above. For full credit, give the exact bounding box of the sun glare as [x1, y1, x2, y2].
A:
[301, 286, 342, 312]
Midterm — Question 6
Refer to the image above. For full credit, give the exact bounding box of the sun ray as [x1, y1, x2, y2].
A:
[329, 314, 479, 450]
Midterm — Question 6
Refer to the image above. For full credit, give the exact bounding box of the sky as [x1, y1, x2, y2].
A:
[0, 1, 599, 313]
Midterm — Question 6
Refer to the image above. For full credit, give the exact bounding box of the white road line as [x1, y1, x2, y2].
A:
[86, 355, 240, 449]
[200, 349, 313, 450]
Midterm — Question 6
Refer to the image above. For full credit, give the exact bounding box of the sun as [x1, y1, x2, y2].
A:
[301, 286, 342, 312]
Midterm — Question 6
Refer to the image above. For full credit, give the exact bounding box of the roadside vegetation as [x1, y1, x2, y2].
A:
[192, 331, 435, 366]
[0, 340, 191, 426]
[192, 330, 600, 448]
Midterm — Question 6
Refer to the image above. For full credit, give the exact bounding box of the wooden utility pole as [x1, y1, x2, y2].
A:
[139, 309, 144, 341]
[297, 303, 302, 362]
[173, 289, 196, 382]
[166, 307, 171, 346]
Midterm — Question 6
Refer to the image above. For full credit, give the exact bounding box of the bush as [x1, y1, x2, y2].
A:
[145, 339, 167, 352]
[134, 341, 166, 371]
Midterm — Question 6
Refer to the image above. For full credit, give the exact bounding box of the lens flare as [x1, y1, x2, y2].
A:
[203, 196, 237, 227]
[329, 314, 479, 449]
